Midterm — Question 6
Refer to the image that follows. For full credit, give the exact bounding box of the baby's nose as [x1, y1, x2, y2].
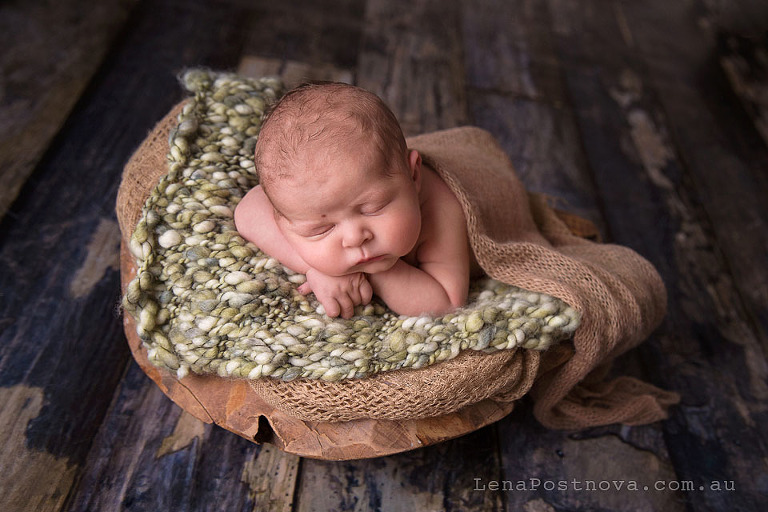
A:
[342, 223, 373, 248]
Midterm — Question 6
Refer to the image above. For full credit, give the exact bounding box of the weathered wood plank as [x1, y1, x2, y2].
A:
[463, 1, 682, 511]
[718, 33, 768, 150]
[296, 427, 503, 512]
[67, 362, 291, 512]
[241, 444, 302, 512]
[65, 365, 212, 511]
[462, 0, 604, 228]
[698, 0, 768, 38]
[355, 0, 469, 137]
[547, 0, 768, 509]
[236, 0, 365, 92]
[617, 0, 768, 354]
[467, 91, 604, 230]
[493, 407, 684, 512]
[239, 0, 365, 72]
[0, 217, 128, 512]
[0, 0, 137, 222]
[0, 385, 81, 511]
[463, 0, 566, 105]
[0, 0, 256, 509]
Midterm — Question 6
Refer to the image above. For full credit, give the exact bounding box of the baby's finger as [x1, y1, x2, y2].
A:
[322, 297, 340, 318]
[297, 282, 311, 295]
[348, 283, 362, 306]
[360, 278, 373, 305]
[338, 295, 355, 319]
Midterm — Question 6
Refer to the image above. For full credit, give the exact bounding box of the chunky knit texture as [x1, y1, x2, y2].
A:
[121, 69, 580, 385]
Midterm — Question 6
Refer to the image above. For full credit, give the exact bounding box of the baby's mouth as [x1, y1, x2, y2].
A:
[357, 254, 385, 265]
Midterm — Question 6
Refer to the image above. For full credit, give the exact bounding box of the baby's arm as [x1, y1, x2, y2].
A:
[234, 186, 371, 318]
[234, 185, 310, 274]
[367, 192, 471, 316]
[367, 256, 469, 316]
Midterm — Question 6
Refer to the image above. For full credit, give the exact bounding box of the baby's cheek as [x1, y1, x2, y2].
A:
[294, 243, 321, 267]
[300, 243, 347, 275]
[394, 213, 420, 253]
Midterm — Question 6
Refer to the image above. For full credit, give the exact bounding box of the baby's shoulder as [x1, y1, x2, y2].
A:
[411, 165, 471, 268]
[419, 166, 466, 237]
[234, 185, 270, 233]
[421, 166, 460, 208]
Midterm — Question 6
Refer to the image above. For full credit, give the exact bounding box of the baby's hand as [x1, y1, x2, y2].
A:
[298, 269, 373, 319]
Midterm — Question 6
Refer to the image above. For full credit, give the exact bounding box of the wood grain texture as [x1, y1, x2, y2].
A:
[719, 33, 768, 159]
[238, 0, 366, 72]
[0, 385, 80, 512]
[461, 0, 604, 228]
[0, 0, 254, 509]
[238, 56, 354, 90]
[0, 0, 137, 222]
[356, 0, 469, 136]
[295, 428, 504, 512]
[242, 444, 302, 512]
[617, 0, 768, 354]
[548, 0, 768, 509]
[463, 0, 566, 105]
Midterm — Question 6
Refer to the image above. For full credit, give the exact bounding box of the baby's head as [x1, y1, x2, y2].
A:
[254, 82, 423, 277]
[255, 82, 408, 191]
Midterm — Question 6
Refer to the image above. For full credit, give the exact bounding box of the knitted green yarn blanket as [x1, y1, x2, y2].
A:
[122, 69, 581, 382]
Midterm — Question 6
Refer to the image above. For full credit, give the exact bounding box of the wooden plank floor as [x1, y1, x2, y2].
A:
[1, 0, 767, 510]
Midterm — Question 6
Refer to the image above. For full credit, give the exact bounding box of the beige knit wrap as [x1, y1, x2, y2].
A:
[118, 94, 678, 429]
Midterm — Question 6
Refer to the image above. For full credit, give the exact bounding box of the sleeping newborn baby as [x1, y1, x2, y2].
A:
[234, 82, 481, 318]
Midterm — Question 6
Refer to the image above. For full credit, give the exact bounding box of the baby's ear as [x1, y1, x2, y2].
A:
[408, 149, 422, 188]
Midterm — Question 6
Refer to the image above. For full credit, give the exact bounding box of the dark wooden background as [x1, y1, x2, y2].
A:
[2, 0, 768, 510]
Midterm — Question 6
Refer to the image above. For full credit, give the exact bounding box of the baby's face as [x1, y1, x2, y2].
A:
[268, 142, 422, 277]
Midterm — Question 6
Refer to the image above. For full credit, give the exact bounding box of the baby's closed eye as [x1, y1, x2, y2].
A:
[361, 201, 389, 215]
[302, 225, 334, 238]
